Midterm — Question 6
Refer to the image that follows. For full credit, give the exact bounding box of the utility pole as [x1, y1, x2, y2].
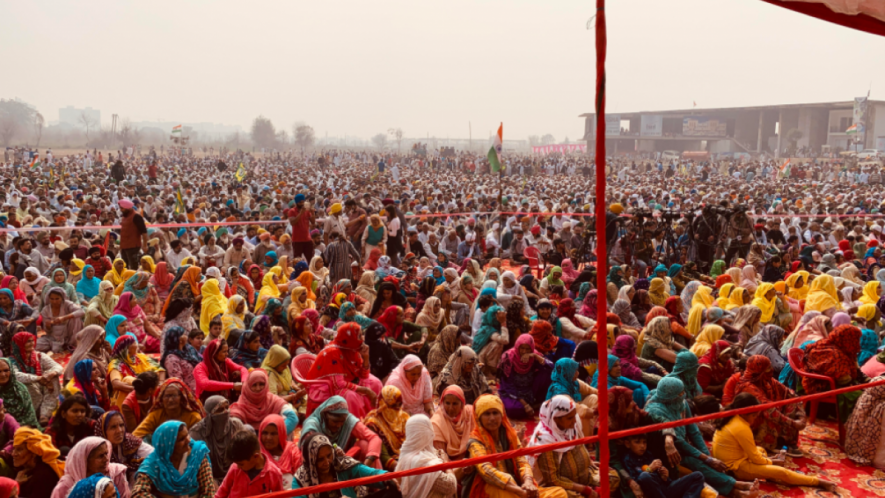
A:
[469, 121, 472, 151]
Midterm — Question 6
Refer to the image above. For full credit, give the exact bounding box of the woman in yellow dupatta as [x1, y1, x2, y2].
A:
[260, 345, 301, 400]
[112, 270, 137, 296]
[221, 295, 247, 340]
[255, 271, 282, 314]
[107, 334, 163, 408]
[785, 271, 809, 301]
[860, 280, 881, 305]
[363, 385, 411, 471]
[648, 278, 669, 307]
[199, 278, 228, 334]
[751, 282, 778, 324]
[287, 286, 316, 319]
[686, 285, 714, 336]
[103, 258, 128, 287]
[804, 274, 842, 315]
[690, 324, 725, 357]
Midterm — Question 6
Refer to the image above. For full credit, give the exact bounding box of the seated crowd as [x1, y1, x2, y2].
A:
[4, 161, 885, 498]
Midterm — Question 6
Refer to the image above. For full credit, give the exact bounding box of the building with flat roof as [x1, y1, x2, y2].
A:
[580, 98, 885, 157]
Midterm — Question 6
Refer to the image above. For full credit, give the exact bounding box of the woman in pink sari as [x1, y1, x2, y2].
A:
[149, 262, 174, 303]
[560, 259, 580, 288]
[113, 292, 162, 353]
[304, 322, 382, 418]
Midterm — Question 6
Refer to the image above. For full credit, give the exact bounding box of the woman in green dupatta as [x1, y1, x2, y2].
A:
[0, 357, 40, 428]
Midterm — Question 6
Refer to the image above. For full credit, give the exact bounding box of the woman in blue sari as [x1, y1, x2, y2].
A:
[132, 420, 215, 497]
[76, 265, 103, 301]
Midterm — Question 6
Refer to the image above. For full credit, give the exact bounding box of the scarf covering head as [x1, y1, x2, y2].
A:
[261, 345, 294, 394]
[645, 376, 688, 423]
[744, 325, 785, 361]
[222, 294, 247, 337]
[135, 420, 211, 496]
[76, 265, 102, 300]
[377, 305, 404, 340]
[679, 280, 700, 314]
[557, 298, 577, 323]
[57, 437, 125, 498]
[13, 427, 63, 477]
[431, 385, 475, 458]
[691, 285, 714, 309]
[43, 267, 77, 303]
[785, 271, 809, 300]
[472, 305, 503, 353]
[710, 260, 726, 278]
[386, 354, 432, 413]
[608, 265, 626, 289]
[364, 385, 409, 457]
[200, 278, 228, 334]
[427, 324, 460, 375]
[579, 289, 600, 319]
[740, 265, 759, 293]
[294, 432, 363, 498]
[112, 292, 143, 321]
[547, 357, 581, 401]
[190, 396, 239, 478]
[860, 280, 882, 305]
[690, 324, 725, 357]
[68, 474, 117, 498]
[259, 414, 303, 474]
[149, 379, 203, 419]
[65, 324, 108, 381]
[0, 275, 26, 302]
[612, 334, 643, 381]
[288, 286, 316, 319]
[608, 385, 648, 431]
[122, 271, 151, 301]
[301, 395, 359, 448]
[500, 334, 537, 377]
[734, 355, 785, 405]
[644, 316, 674, 350]
[527, 395, 583, 466]
[0, 358, 40, 428]
[750, 282, 777, 322]
[648, 278, 668, 306]
[802, 324, 862, 393]
[665, 350, 703, 398]
[415, 296, 444, 330]
[95, 411, 144, 474]
[858, 328, 879, 365]
[72, 359, 99, 405]
[306, 322, 364, 381]
[229, 369, 288, 429]
[397, 415, 447, 498]
[529, 319, 558, 354]
[255, 271, 281, 314]
[805, 274, 842, 313]
[161, 326, 202, 369]
[151, 261, 174, 289]
[11, 331, 41, 376]
[468, 394, 523, 497]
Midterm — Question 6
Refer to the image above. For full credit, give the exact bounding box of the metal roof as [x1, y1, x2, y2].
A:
[579, 100, 885, 118]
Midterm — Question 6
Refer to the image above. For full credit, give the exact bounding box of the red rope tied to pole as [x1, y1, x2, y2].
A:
[593, 0, 609, 496]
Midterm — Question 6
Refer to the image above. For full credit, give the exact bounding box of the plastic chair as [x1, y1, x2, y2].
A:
[787, 348, 845, 446]
[523, 246, 543, 279]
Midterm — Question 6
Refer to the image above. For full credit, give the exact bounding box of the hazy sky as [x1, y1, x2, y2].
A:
[3, 0, 884, 142]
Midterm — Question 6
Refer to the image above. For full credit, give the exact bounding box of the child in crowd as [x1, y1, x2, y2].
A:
[621, 433, 707, 498]
[215, 430, 284, 498]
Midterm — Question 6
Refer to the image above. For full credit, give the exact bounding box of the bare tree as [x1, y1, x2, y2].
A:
[275, 129, 289, 146]
[79, 111, 98, 144]
[33, 113, 44, 148]
[540, 134, 556, 145]
[387, 128, 403, 151]
[372, 133, 388, 150]
[528, 135, 540, 146]
[294, 124, 316, 151]
[0, 99, 37, 147]
[0, 115, 16, 147]
[250, 115, 276, 149]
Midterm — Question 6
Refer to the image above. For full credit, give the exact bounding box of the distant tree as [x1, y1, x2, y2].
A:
[528, 135, 540, 146]
[294, 124, 316, 151]
[387, 128, 403, 151]
[0, 99, 37, 146]
[33, 112, 44, 148]
[250, 115, 277, 149]
[541, 134, 556, 145]
[372, 133, 388, 149]
[276, 129, 289, 146]
[79, 111, 98, 144]
[564, 136, 570, 144]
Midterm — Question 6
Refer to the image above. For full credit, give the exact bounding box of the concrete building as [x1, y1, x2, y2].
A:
[581, 99, 885, 157]
[59, 106, 101, 127]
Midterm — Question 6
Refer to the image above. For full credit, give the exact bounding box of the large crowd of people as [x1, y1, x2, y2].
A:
[1, 145, 885, 498]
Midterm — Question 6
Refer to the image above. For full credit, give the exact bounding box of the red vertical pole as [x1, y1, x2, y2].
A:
[593, 0, 609, 496]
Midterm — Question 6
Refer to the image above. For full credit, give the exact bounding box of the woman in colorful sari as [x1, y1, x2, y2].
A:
[121, 271, 162, 324]
[744, 325, 786, 376]
[801, 324, 868, 422]
[162, 265, 202, 316]
[697, 340, 735, 397]
[114, 291, 161, 353]
[65, 324, 112, 384]
[432, 345, 492, 410]
[377, 304, 427, 359]
[229, 369, 298, 434]
[188, 395, 245, 481]
[305, 322, 379, 418]
[496, 335, 553, 420]
[431, 385, 475, 462]
[131, 420, 215, 498]
[640, 316, 681, 372]
[612, 334, 665, 388]
[84, 280, 118, 327]
[804, 274, 842, 317]
[260, 344, 304, 403]
[287, 285, 316, 321]
[76, 265, 103, 302]
[10, 427, 63, 498]
[0, 357, 41, 428]
[227, 266, 254, 308]
[20, 267, 49, 309]
[132, 378, 203, 440]
[161, 325, 202, 394]
[198, 278, 227, 337]
[426, 324, 459, 378]
[289, 315, 324, 356]
[386, 354, 434, 416]
[149, 261, 174, 303]
[689, 324, 725, 358]
[292, 432, 393, 497]
[731, 355, 806, 455]
[50, 436, 130, 498]
[845, 377, 885, 467]
[95, 409, 154, 481]
[36, 287, 84, 353]
[591, 354, 650, 407]
[193, 339, 248, 403]
[107, 335, 163, 410]
[300, 395, 383, 468]
[363, 385, 411, 471]
[466, 394, 567, 498]
[530, 312, 577, 363]
[41, 268, 79, 307]
[647, 277, 669, 307]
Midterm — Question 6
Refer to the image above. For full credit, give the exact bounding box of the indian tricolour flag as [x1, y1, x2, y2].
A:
[172, 124, 182, 135]
[488, 123, 503, 173]
[779, 158, 791, 177]
[29, 154, 41, 170]
[846, 123, 858, 134]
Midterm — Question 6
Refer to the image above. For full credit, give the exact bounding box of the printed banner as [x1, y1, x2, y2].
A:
[532, 144, 588, 154]
[605, 114, 621, 136]
[640, 115, 663, 136]
[682, 116, 727, 137]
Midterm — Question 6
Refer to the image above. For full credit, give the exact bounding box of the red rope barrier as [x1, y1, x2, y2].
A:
[252, 377, 885, 497]
[593, 0, 610, 496]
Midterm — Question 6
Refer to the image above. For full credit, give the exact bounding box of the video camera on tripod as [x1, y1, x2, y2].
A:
[707, 204, 748, 218]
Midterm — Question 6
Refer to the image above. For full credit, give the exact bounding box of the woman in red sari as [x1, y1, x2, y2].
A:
[802, 324, 868, 422]
[697, 340, 735, 397]
[733, 355, 806, 455]
[304, 322, 379, 417]
[288, 315, 323, 356]
[664, 296, 694, 346]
